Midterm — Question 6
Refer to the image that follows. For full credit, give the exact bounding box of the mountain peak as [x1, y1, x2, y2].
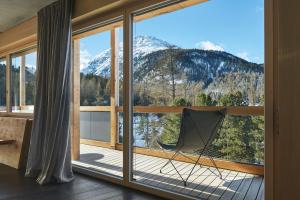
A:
[134, 35, 173, 47]
[133, 35, 175, 57]
[81, 35, 176, 76]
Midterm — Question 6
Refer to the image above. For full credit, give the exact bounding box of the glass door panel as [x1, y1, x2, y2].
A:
[131, 0, 265, 199]
[72, 23, 124, 178]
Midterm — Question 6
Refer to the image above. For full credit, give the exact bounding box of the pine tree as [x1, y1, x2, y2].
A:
[212, 91, 264, 164]
[196, 93, 217, 106]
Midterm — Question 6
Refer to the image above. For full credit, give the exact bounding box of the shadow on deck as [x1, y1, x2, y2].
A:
[72, 144, 264, 200]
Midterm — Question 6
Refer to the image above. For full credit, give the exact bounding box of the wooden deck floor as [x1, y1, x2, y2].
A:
[73, 144, 264, 200]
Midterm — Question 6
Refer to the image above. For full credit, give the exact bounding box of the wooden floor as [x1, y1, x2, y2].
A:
[0, 164, 164, 200]
[73, 144, 264, 200]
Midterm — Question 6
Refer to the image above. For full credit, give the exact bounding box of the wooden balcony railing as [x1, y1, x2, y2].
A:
[80, 105, 264, 116]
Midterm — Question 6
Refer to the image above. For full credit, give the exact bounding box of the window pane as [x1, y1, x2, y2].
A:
[133, 4, 264, 107]
[118, 27, 124, 106]
[11, 50, 36, 113]
[25, 52, 37, 107]
[0, 58, 6, 112]
[80, 31, 111, 106]
[11, 56, 21, 112]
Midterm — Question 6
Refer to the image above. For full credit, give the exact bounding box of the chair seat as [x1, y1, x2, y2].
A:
[157, 140, 177, 151]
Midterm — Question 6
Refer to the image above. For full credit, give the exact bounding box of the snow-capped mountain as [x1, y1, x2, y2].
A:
[133, 35, 174, 58]
[81, 35, 174, 76]
[81, 48, 112, 77]
[80, 35, 264, 103]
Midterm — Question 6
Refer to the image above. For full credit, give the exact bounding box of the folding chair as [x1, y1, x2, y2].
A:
[157, 108, 226, 186]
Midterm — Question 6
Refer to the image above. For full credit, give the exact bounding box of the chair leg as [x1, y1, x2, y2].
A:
[169, 158, 186, 186]
[160, 151, 179, 173]
[160, 159, 171, 173]
[184, 153, 204, 186]
[159, 150, 221, 187]
[178, 152, 203, 168]
[159, 151, 187, 186]
[208, 155, 222, 179]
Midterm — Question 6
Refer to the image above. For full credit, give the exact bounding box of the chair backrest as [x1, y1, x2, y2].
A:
[176, 108, 226, 153]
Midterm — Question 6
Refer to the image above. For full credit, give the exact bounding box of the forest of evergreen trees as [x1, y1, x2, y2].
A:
[131, 93, 264, 165]
[80, 73, 110, 106]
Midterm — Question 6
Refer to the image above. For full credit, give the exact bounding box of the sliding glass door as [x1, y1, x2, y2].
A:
[129, 0, 264, 199]
[72, 21, 124, 178]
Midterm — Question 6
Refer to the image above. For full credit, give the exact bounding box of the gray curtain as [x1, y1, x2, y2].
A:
[25, 0, 74, 185]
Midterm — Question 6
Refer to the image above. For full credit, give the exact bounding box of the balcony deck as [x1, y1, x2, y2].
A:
[73, 144, 264, 200]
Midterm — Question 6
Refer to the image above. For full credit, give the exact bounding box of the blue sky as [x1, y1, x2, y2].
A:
[80, 0, 264, 67]
[11, 52, 37, 69]
[25, 52, 37, 69]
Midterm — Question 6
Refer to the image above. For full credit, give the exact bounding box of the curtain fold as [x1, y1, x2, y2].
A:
[25, 0, 74, 185]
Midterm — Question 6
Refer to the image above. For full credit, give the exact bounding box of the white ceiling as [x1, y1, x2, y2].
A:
[0, 0, 57, 32]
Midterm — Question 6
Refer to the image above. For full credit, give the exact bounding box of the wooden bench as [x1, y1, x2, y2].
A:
[0, 117, 32, 169]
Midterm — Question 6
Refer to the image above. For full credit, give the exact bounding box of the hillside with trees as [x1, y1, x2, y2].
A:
[80, 36, 264, 107]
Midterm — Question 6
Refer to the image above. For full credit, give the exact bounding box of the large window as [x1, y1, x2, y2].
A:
[0, 58, 6, 112]
[11, 49, 37, 113]
[71, 1, 265, 199]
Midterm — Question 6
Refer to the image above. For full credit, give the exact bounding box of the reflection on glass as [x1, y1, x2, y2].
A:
[0, 59, 6, 112]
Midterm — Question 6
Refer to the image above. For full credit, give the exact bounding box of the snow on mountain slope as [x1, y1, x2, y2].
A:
[81, 36, 173, 76]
